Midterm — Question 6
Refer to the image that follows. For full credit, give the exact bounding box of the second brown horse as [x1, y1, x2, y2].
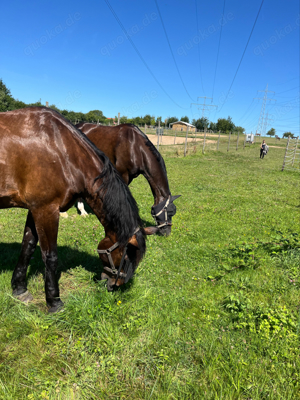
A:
[76, 123, 180, 236]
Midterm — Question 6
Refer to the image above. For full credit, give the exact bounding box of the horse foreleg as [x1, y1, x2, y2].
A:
[11, 211, 38, 303]
[32, 207, 63, 313]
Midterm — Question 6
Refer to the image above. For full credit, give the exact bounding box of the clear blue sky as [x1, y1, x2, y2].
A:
[1, 0, 299, 135]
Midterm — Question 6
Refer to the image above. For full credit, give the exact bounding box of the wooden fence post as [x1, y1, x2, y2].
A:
[282, 136, 291, 171]
[236, 132, 239, 151]
[227, 132, 231, 152]
[292, 136, 299, 167]
[217, 130, 221, 151]
[174, 129, 177, 145]
[184, 126, 189, 157]
[157, 121, 160, 151]
[243, 134, 246, 150]
[202, 127, 207, 154]
[145, 123, 146, 135]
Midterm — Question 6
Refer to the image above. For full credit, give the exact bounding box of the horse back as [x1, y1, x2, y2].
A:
[77, 124, 144, 182]
[0, 108, 99, 209]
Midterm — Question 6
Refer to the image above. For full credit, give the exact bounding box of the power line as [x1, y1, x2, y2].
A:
[218, 0, 265, 113]
[211, 0, 226, 102]
[195, 0, 205, 95]
[103, 0, 189, 109]
[275, 86, 300, 95]
[154, 0, 195, 102]
[271, 77, 299, 86]
[275, 116, 300, 121]
[238, 98, 257, 122]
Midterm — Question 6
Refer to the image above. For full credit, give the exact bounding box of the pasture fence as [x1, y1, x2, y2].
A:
[138, 127, 294, 170]
[282, 136, 300, 172]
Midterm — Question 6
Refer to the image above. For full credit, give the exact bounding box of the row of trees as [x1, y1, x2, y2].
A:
[0, 80, 110, 124]
[0, 80, 297, 137]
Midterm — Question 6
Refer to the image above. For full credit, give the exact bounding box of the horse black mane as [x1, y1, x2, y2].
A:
[40, 108, 146, 252]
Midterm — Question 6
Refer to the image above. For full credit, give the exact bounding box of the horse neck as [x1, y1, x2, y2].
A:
[141, 144, 170, 206]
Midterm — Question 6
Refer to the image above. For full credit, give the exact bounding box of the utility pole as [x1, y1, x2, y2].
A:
[191, 96, 217, 121]
[262, 112, 273, 137]
[254, 84, 276, 136]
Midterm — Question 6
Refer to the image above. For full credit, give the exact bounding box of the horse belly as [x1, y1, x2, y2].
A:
[0, 149, 71, 210]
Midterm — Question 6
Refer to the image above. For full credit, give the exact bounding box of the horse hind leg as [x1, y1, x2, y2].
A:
[77, 200, 88, 216]
[32, 206, 64, 313]
[12, 211, 38, 303]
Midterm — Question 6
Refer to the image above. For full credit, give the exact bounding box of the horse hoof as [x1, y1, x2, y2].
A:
[48, 302, 64, 314]
[13, 290, 34, 304]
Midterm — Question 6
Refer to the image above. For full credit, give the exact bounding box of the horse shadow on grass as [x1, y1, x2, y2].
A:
[0, 242, 132, 293]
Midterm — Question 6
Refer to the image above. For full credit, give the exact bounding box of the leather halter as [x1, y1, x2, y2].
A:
[151, 196, 173, 229]
[97, 228, 139, 282]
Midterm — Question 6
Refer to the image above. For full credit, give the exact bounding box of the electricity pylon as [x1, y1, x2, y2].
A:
[254, 84, 276, 135]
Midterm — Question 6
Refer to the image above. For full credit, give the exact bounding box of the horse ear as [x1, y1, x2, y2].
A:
[171, 195, 181, 202]
[144, 226, 159, 235]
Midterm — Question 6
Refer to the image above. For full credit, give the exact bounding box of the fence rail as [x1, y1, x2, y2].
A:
[282, 136, 300, 172]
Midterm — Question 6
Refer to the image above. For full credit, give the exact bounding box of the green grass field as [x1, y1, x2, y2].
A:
[0, 145, 299, 399]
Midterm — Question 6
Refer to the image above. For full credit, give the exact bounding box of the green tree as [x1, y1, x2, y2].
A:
[267, 128, 276, 137]
[166, 116, 178, 127]
[0, 79, 17, 111]
[132, 116, 143, 126]
[143, 114, 152, 125]
[216, 116, 235, 133]
[48, 104, 61, 113]
[156, 116, 162, 125]
[85, 110, 105, 123]
[234, 126, 245, 134]
[119, 115, 128, 124]
[180, 116, 190, 123]
[209, 122, 217, 131]
[192, 117, 209, 130]
[282, 132, 295, 138]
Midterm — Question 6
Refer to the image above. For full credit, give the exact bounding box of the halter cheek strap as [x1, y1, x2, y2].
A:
[152, 196, 173, 228]
[97, 228, 139, 282]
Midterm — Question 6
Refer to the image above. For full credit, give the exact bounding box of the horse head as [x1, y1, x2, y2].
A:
[151, 195, 181, 237]
[98, 227, 157, 291]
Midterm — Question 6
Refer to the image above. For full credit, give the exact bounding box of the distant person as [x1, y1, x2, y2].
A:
[260, 140, 268, 159]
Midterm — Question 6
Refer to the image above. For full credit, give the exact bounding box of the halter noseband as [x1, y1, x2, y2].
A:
[97, 228, 139, 283]
[151, 196, 173, 228]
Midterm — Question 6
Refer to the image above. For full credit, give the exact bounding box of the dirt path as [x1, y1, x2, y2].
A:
[147, 135, 215, 146]
[147, 134, 283, 148]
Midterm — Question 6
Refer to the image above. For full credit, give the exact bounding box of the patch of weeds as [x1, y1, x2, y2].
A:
[222, 292, 297, 339]
[207, 230, 300, 282]
[261, 230, 300, 256]
[226, 276, 253, 291]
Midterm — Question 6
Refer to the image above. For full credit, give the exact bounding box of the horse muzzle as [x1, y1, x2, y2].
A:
[158, 224, 172, 237]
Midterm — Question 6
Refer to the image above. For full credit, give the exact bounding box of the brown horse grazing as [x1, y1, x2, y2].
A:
[0, 107, 154, 313]
[75, 123, 180, 236]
